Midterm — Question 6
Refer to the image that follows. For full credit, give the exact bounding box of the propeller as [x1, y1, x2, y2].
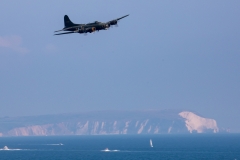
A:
[103, 24, 110, 30]
[107, 23, 117, 28]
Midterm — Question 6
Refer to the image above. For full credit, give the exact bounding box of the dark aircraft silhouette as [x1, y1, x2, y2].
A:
[54, 14, 129, 35]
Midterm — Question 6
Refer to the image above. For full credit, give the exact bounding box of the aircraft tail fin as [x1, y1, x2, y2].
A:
[64, 15, 74, 27]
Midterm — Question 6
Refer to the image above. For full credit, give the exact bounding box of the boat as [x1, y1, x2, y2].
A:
[150, 139, 153, 147]
[59, 143, 63, 145]
[3, 146, 9, 150]
[103, 148, 110, 152]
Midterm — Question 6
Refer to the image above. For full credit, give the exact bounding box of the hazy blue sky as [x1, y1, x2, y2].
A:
[0, 1, 240, 131]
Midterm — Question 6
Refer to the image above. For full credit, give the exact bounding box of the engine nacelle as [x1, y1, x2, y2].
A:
[78, 29, 84, 34]
[86, 27, 96, 33]
[102, 24, 109, 30]
[76, 26, 85, 34]
[89, 27, 96, 33]
[109, 20, 117, 25]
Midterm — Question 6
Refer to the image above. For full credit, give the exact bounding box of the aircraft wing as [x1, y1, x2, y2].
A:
[116, 14, 129, 21]
[107, 14, 129, 26]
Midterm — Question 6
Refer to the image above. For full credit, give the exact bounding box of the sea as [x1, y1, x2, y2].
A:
[0, 134, 240, 160]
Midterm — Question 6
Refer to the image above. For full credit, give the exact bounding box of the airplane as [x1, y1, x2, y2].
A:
[54, 14, 129, 35]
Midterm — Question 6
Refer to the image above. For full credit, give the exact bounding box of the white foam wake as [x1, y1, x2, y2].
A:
[101, 149, 120, 152]
[0, 149, 22, 151]
[44, 143, 64, 145]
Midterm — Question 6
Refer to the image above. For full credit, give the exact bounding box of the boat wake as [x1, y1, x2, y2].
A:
[0, 148, 22, 151]
[101, 148, 120, 152]
[0, 146, 22, 151]
[0, 146, 30, 151]
[112, 150, 120, 152]
[45, 143, 64, 146]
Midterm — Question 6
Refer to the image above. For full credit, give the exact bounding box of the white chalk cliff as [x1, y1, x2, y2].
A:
[0, 110, 220, 136]
[179, 111, 219, 133]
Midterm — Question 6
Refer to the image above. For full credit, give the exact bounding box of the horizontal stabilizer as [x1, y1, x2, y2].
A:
[54, 25, 83, 32]
[54, 29, 65, 32]
[54, 31, 75, 35]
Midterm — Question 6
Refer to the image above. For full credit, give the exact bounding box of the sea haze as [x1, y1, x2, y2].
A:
[0, 134, 240, 160]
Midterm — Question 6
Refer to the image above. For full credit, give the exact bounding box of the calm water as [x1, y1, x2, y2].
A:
[0, 134, 240, 160]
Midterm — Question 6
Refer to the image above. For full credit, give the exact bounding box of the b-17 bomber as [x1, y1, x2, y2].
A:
[54, 14, 129, 35]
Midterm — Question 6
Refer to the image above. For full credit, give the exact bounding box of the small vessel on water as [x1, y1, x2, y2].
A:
[103, 148, 110, 152]
[150, 139, 153, 147]
[59, 143, 63, 145]
[3, 146, 9, 150]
